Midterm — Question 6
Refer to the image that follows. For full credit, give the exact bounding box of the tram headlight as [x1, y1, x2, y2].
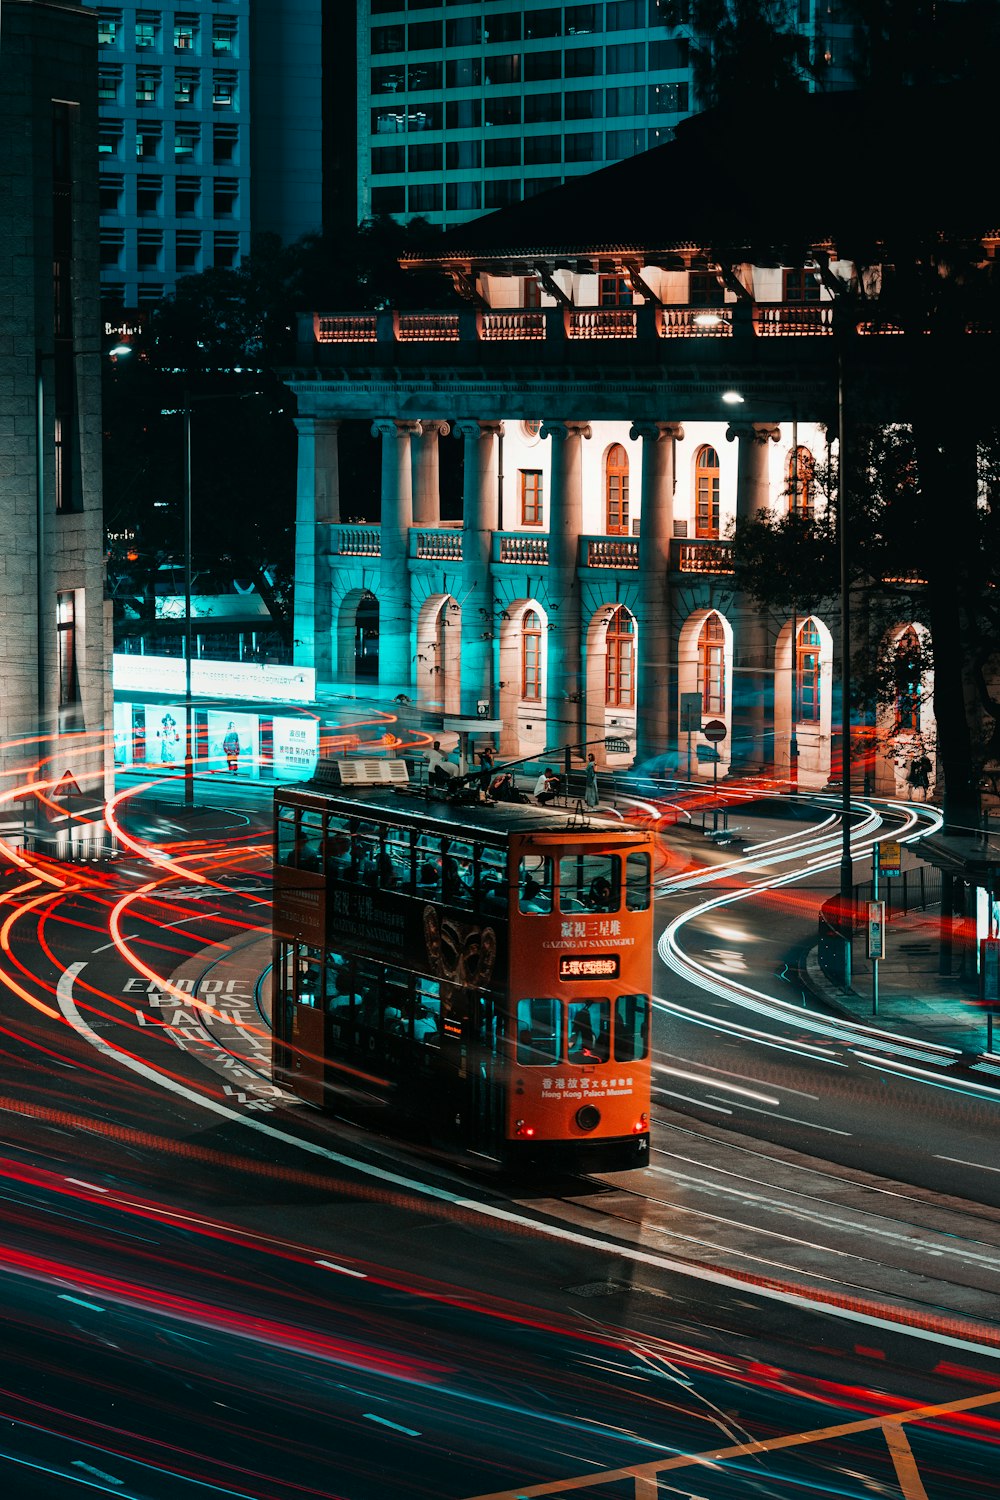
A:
[575, 1104, 601, 1133]
[633, 1112, 649, 1134]
[514, 1120, 535, 1137]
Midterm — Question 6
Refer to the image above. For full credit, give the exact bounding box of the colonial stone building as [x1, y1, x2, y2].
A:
[283, 91, 994, 795]
[1, 1, 111, 813]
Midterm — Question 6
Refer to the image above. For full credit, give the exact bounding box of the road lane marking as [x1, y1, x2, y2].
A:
[71, 1461, 123, 1486]
[58, 1295, 105, 1312]
[315, 1260, 367, 1278]
[883, 1423, 930, 1500]
[935, 1154, 1000, 1174]
[364, 1413, 421, 1437]
[64, 1178, 109, 1193]
[55, 963, 1000, 1363]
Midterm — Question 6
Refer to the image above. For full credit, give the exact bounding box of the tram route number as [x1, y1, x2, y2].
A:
[558, 954, 620, 980]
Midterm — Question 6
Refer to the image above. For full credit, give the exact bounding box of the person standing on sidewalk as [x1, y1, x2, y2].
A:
[584, 753, 600, 809]
[223, 722, 241, 774]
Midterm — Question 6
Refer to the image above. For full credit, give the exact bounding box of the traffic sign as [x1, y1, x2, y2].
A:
[680, 692, 702, 733]
[880, 841, 902, 877]
[982, 937, 1000, 1003]
[867, 900, 886, 960]
[703, 719, 727, 742]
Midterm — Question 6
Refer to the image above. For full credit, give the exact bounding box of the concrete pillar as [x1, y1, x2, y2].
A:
[632, 421, 684, 767]
[542, 420, 591, 753]
[292, 417, 340, 676]
[413, 420, 450, 527]
[454, 420, 501, 717]
[372, 418, 421, 695]
[726, 420, 780, 770]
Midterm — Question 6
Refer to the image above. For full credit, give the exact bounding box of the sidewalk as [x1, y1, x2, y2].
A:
[803, 909, 993, 1059]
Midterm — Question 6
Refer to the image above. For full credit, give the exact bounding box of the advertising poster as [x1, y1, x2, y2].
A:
[207, 709, 258, 777]
[148, 705, 187, 767]
[272, 716, 319, 781]
[113, 702, 133, 767]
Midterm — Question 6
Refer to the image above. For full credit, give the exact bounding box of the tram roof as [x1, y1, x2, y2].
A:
[278, 781, 642, 841]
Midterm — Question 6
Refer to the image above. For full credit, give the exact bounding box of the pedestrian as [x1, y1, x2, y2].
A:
[534, 767, 560, 806]
[907, 749, 932, 802]
[584, 753, 600, 809]
[222, 721, 241, 774]
[477, 744, 496, 797]
[426, 740, 457, 788]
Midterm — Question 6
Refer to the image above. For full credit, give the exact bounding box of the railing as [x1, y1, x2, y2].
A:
[584, 537, 639, 569]
[494, 532, 549, 566]
[753, 304, 835, 336]
[671, 539, 735, 574]
[395, 311, 460, 342]
[479, 310, 547, 341]
[412, 529, 462, 561]
[657, 306, 733, 337]
[566, 308, 637, 339]
[314, 313, 377, 343]
[329, 525, 381, 557]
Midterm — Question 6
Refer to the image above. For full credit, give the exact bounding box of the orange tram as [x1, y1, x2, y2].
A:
[272, 762, 654, 1172]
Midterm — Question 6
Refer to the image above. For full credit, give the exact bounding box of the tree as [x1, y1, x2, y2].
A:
[657, 0, 820, 109]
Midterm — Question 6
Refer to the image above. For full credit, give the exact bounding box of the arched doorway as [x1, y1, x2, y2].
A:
[875, 622, 936, 797]
[335, 587, 379, 689]
[676, 608, 733, 779]
[415, 593, 460, 713]
[774, 615, 833, 787]
[498, 599, 548, 758]
[584, 603, 637, 765]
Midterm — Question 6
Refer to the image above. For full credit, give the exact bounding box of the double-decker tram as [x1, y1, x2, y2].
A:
[271, 760, 654, 1171]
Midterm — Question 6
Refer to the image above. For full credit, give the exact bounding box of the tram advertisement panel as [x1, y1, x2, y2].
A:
[326, 881, 508, 984]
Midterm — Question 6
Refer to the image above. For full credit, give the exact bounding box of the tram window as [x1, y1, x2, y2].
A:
[295, 812, 324, 871]
[614, 993, 649, 1062]
[443, 839, 474, 908]
[568, 999, 611, 1063]
[384, 826, 411, 891]
[355, 959, 382, 1029]
[295, 947, 323, 1007]
[480, 848, 508, 916]
[558, 852, 620, 913]
[625, 851, 651, 911]
[325, 814, 353, 878]
[276, 806, 298, 865]
[518, 854, 553, 913]
[416, 834, 442, 900]
[350, 820, 380, 885]
[382, 967, 411, 1037]
[414, 976, 440, 1047]
[516, 996, 561, 1065]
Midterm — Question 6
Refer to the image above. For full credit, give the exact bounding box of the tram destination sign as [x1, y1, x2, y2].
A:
[559, 954, 621, 980]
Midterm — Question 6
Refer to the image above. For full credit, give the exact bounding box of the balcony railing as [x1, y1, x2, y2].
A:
[395, 311, 460, 342]
[479, 310, 547, 341]
[411, 528, 462, 561]
[657, 306, 734, 337]
[584, 537, 639, 569]
[494, 532, 549, 566]
[329, 525, 381, 557]
[753, 304, 835, 336]
[566, 307, 637, 339]
[315, 313, 378, 343]
[671, 539, 735, 574]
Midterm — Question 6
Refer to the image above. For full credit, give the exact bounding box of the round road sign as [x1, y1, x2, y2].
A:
[703, 719, 727, 742]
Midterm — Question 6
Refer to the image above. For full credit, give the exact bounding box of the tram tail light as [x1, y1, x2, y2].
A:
[633, 1112, 649, 1134]
[514, 1120, 535, 1138]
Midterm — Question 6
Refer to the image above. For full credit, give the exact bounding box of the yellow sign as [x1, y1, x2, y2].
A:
[880, 840, 902, 875]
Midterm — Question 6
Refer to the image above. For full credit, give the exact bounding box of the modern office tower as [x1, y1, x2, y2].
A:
[357, 0, 855, 229]
[1, 0, 112, 821]
[88, 1, 324, 313]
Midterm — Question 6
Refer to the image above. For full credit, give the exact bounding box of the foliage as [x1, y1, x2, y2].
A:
[656, 0, 819, 108]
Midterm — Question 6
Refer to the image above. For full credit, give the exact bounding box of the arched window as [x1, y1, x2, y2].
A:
[605, 444, 629, 535]
[895, 626, 922, 730]
[795, 618, 821, 722]
[521, 609, 542, 701]
[787, 446, 815, 518]
[697, 612, 725, 714]
[695, 445, 720, 538]
[605, 606, 635, 707]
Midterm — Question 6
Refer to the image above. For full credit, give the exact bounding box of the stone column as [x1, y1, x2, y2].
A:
[292, 417, 340, 677]
[726, 420, 780, 770]
[454, 420, 501, 717]
[372, 418, 421, 695]
[542, 420, 591, 753]
[413, 420, 450, 527]
[632, 421, 683, 767]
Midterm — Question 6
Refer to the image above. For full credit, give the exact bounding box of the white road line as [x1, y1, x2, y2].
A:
[363, 1414, 421, 1437]
[935, 1155, 1000, 1174]
[92, 935, 141, 954]
[315, 1260, 367, 1278]
[64, 1179, 109, 1193]
[55, 962, 1000, 1362]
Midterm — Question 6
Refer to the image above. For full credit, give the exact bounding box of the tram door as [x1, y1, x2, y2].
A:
[279, 945, 326, 1106]
[290, 1004, 325, 1105]
[471, 993, 506, 1152]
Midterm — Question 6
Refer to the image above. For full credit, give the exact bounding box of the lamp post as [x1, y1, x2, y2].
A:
[838, 346, 853, 910]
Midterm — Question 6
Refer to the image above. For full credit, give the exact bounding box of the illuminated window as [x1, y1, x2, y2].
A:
[598, 273, 632, 306]
[57, 593, 79, 708]
[787, 445, 815, 517]
[522, 609, 542, 701]
[695, 445, 720, 538]
[783, 266, 821, 303]
[698, 612, 725, 714]
[796, 618, 821, 723]
[605, 443, 629, 534]
[605, 606, 635, 708]
[895, 626, 922, 730]
[520, 469, 543, 526]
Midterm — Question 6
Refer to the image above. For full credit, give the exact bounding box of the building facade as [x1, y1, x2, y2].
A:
[357, 0, 855, 228]
[283, 91, 996, 799]
[88, 0, 324, 311]
[1, 0, 111, 810]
